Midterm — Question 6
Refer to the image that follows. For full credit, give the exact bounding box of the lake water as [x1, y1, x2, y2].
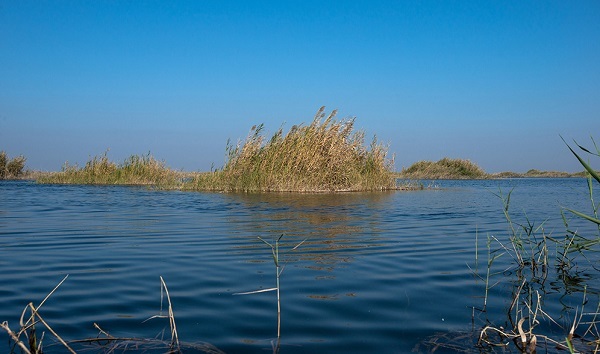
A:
[1, 179, 599, 353]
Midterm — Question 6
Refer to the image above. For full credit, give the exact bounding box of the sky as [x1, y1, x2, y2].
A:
[1, 1, 599, 173]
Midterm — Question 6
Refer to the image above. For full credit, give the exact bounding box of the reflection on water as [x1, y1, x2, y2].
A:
[227, 192, 393, 273]
[0, 179, 599, 353]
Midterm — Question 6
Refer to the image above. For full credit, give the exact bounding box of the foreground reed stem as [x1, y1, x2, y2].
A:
[234, 234, 307, 345]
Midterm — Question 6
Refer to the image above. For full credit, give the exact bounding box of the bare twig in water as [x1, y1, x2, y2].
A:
[0, 321, 32, 354]
[2, 275, 228, 354]
[0, 275, 75, 354]
[24, 302, 77, 354]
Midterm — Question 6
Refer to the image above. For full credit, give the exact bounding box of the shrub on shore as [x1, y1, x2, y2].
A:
[187, 107, 397, 192]
[399, 157, 487, 179]
[0, 151, 27, 179]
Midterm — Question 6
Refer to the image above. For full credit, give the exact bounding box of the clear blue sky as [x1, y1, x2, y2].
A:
[1, 1, 599, 173]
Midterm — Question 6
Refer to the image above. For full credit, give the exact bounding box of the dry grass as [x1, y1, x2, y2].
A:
[34, 108, 399, 192]
[187, 107, 396, 192]
[37, 152, 183, 188]
[1, 276, 224, 354]
[399, 157, 488, 180]
[0, 151, 27, 180]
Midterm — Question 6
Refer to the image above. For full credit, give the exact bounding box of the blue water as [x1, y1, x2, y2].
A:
[1, 179, 598, 353]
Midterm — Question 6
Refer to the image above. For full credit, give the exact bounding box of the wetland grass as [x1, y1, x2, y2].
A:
[398, 158, 592, 180]
[37, 151, 184, 188]
[1, 275, 74, 354]
[423, 138, 600, 353]
[188, 106, 397, 192]
[35, 107, 399, 192]
[474, 138, 600, 353]
[398, 157, 488, 180]
[0, 150, 27, 180]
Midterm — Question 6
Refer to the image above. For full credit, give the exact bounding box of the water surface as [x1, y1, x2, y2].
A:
[1, 179, 598, 353]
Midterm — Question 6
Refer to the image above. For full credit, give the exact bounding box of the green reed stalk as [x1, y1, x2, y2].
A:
[477, 136, 600, 352]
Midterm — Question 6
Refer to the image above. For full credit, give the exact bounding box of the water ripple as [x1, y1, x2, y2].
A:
[1, 180, 598, 353]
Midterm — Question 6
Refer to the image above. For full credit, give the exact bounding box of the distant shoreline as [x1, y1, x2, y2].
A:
[12, 168, 589, 182]
[396, 158, 591, 180]
[488, 170, 588, 179]
[395, 170, 589, 180]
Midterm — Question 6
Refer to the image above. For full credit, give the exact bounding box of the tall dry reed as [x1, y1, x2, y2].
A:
[0, 151, 27, 179]
[199, 107, 396, 192]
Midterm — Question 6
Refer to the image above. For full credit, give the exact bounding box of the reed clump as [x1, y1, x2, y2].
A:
[0, 151, 27, 180]
[474, 137, 600, 353]
[399, 157, 488, 179]
[37, 152, 182, 188]
[418, 138, 600, 353]
[189, 107, 396, 192]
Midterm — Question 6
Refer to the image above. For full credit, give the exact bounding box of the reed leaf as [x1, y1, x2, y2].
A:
[562, 137, 600, 185]
[564, 208, 600, 225]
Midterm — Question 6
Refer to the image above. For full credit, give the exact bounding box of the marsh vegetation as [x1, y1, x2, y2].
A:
[36, 152, 183, 188]
[38, 107, 398, 192]
[20, 108, 592, 186]
[0, 151, 26, 180]
[398, 157, 592, 180]
[398, 157, 488, 180]
[421, 138, 600, 353]
[190, 107, 396, 192]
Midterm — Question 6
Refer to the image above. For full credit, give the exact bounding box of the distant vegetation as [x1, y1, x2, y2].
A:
[21, 108, 596, 187]
[398, 158, 487, 179]
[0, 151, 27, 180]
[491, 169, 583, 178]
[35, 153, 589, 185]
[398, 158, 590, 180]
[37, 107, 399, 192]
[37, 152, 183, 188]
